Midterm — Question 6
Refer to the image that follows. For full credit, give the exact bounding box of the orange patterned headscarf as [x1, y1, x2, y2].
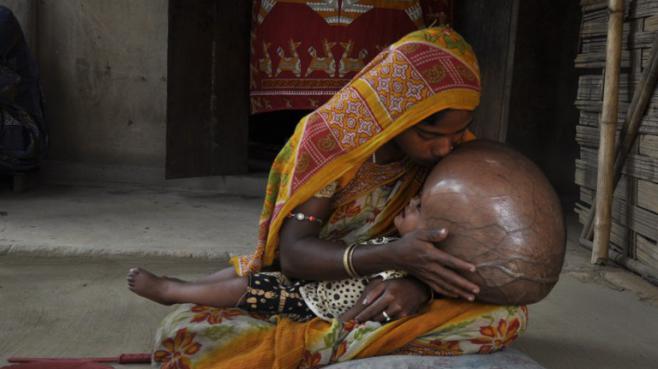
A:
[232, 26, 481, 276]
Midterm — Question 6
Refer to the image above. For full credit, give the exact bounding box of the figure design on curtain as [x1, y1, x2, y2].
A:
[250, 0, 453, 113]
[276, 39, 302, 77]
[306, 39, 337, 77]
[338, 40, 367, 78]
[259, 42, 274, 77]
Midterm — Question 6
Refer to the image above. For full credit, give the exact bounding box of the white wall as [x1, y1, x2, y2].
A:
[36, 0, 169, 169]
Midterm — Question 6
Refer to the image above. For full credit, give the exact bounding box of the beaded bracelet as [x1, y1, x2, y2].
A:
[287, 212, 323, 225]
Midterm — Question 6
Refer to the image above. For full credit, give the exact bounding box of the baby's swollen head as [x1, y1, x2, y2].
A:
[420, 140, 566, 305]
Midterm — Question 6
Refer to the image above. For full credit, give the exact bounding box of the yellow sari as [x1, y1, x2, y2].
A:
[232, 26, 480, 276]
[153, 27, 527, 369]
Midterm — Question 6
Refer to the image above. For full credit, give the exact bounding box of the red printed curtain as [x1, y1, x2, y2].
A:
[249, 0, 453, 114]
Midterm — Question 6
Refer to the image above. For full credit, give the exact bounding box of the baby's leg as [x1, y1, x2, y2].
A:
[191, 267, 239, 284]
[127, 267, 247, 307]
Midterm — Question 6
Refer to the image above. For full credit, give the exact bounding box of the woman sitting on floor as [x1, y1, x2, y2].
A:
[150, 26, 527, 369]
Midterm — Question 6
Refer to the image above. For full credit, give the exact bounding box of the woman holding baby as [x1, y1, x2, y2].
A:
[150, 27, 527, 369]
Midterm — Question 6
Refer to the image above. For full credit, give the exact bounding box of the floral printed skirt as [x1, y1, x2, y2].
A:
[152, 301, 527, 369]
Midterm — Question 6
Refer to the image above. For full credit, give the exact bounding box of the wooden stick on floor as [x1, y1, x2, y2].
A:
[8, 353, 151, 364]
[591, 0, 624, 265]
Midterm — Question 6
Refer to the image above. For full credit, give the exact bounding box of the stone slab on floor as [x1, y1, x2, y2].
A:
[0, 183, 262, 259]
[2, 255, 658, 369]
[327, 350, 543, 369]
[39, 160, 268, 198]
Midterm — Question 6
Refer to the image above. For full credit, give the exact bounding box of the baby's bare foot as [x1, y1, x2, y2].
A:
[127, 267, 180, 305]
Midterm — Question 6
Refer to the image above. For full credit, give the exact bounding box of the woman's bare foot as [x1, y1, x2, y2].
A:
[127, 267, 181, 305]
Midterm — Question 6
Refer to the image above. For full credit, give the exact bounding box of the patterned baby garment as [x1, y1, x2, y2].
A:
[299, 236, 406, 321]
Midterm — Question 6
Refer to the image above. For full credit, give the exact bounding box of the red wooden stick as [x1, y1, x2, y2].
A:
[8, 353, 151, 364]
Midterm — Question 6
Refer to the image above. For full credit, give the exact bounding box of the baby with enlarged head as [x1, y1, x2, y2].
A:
[128, 140, 566, 320]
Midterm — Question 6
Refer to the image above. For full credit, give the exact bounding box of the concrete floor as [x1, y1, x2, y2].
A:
[0, 183, 262, 259]
[1, 183, 658, 369]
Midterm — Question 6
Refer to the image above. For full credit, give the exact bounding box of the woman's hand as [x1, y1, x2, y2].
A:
[391, 229, 480, 301]
[339, 277, 430, 323]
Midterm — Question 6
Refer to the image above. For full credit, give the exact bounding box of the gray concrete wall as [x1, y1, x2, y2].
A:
[0, 0, 37, 49]
[37, 0, 168, 169]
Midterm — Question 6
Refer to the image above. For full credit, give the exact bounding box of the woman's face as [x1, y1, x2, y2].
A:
[393, 109, 473, 166]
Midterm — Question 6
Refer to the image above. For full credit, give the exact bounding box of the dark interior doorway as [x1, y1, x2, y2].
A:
[166, 0, 251, 179]
[456, 0, 581, 205]
[247, 110, 309, 172]
[167, 0, 304, 178]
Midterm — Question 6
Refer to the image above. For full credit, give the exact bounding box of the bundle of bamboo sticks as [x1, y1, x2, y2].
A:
[577, 0, 658, 283]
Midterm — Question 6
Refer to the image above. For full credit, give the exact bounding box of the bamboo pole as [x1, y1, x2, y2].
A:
[579, 31, 658, 246]
[591, 0, 624, 265]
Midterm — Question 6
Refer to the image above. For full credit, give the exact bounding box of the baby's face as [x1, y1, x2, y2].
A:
[394, 196, 424, 236]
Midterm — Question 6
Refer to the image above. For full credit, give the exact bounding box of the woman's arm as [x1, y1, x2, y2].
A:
[279, 196, 397, 280]
[279, 197, 480, 300]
